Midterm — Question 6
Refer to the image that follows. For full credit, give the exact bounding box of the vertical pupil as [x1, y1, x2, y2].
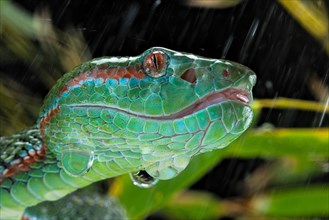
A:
[153, 53, 158, 71]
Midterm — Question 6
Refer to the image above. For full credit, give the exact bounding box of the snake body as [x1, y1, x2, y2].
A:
[0, 47, 256, 219]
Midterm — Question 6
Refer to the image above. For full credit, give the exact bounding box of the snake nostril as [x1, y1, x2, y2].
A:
[180, 69, 197, 84]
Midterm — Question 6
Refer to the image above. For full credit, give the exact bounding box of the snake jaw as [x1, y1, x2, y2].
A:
[65, 87, 252, 122]
[164, 87, 252, 119]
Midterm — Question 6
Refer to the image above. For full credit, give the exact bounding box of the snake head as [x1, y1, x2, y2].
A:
[38, 47, 256, 180]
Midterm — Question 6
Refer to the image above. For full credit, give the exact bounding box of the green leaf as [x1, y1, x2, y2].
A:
[253, 185, 329, 217]
[223, 128, 329, 158]
[162, 186, 329, 218]
[162, 191, 222, 220]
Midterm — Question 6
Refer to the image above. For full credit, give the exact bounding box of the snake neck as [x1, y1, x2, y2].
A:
[0, 126, 48, 183]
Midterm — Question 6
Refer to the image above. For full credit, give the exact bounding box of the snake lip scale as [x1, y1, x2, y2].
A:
[66, 87, 251, 121]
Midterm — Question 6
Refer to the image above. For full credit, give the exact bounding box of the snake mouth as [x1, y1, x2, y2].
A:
[67, 87, 251, 121]
[159, 87, 251, 120]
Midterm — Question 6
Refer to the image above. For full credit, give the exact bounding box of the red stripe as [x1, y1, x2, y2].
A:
[39, 106, 60, 140]
[59, 66, 146, 96]
[0, 146, 47, 183]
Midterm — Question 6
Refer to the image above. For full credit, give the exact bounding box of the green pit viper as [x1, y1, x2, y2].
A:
[0, 47, 256, 219]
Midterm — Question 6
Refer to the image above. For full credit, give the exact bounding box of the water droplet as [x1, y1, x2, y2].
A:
[129, 170, 159, 188]
[61, 150, 94, 177]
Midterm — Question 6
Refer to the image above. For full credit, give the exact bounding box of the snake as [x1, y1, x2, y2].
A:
[0, 47, 256, 219]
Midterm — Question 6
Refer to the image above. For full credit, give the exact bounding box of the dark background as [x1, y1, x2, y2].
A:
[4, 0, 329, 219]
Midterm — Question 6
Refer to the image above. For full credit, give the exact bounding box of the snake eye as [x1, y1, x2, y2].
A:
[143, 51, 168, 78]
